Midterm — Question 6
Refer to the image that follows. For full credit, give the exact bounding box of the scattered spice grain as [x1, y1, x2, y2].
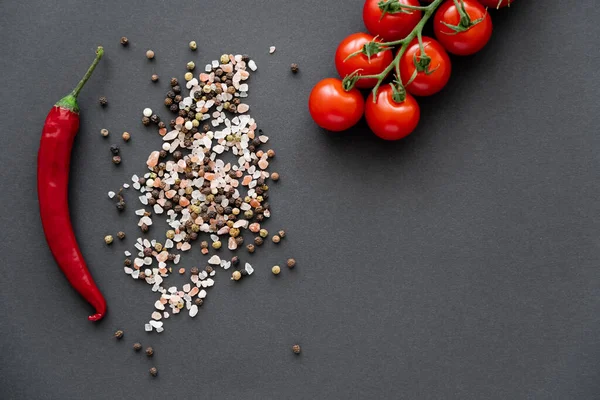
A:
[104, 235, 114, 245]
[146, 50, 155, 59]
[272, 235, 281, 244]
[291, 63, 299, 73]
[112, 155, 122, 165]
[117, 231, 126, 240]
[149, 367, 158, 377]
[151, 74, 159, 82]
[114, 330, 124, 339]
[287, 258, 296, 268]
[232, 271, 242, 281]
[99, 96, 108, 107]
[189, 41, 197, 51]
[133, 342, 142, 351]
[292, 344, 301, 354]
[122, 131, 131, 142]
[100, 128, 109, 137]
[120, 37, 129, 46]
[272, 265, 281, 275]
[145, 347, 154, 357]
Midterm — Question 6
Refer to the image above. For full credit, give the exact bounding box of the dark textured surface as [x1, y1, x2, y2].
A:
[1, 1, 599, 399]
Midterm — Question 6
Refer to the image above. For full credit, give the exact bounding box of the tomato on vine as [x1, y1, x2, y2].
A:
[309, 78, 365, 132]
[362, 0, 422, 42]
[335, 33, 393, 89]
[400, 37, 451, 97]
[433, 0, 493, 56]
[365, 84, 420, 140]
[478, 0, 514, 8]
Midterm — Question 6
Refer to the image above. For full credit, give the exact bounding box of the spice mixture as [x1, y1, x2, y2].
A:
[112, 52, 290, 333]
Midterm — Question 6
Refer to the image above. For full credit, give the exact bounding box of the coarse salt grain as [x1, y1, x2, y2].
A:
[108, 191, 115, 198]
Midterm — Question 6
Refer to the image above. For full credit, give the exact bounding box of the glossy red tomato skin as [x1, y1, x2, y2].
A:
[363, 0, 423, 42]
[433, 0, 493, 56]
[478, 0, 514, 8]
[308, 78, 365, 132]
[400, 37, 451, 97]
[365, 86, 420, 140]
[335, 33, 393, 89]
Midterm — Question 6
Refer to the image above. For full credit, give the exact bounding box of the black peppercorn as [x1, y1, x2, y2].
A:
[124, 258, 132, 266]
[291, 63, 299, 73]
[167, 253, 176, 261]
[170, 104, 179, 113]
[99, 96, 108, 106]
[173, 150, 182, 160]
[114, 330, 124, 339]
[174, 205, 183, 213]
[178, 110, 187, 118]
[110, 144, 120, 155]
[242, 54, 250, 63]
[159, 149, 167, 159]
[143, 247, 153, 257]
[140, 223, 149, 233]
[117, 231, 126, 240]
[120, 36, 129, 46]
[150, 114, 160, 123]
[235, 236, 244, 246]
[246, 244, 255, 253]
[172, 85, 181, 94]
[170, 77, 178, 87]
[158, 121, 166, 129]
[231, 256, 239, 266]
[194, 298, 204, 306]
[190, 266, 199, 275]
[254, 237, 264, 246]
[142, 116, 150, 126]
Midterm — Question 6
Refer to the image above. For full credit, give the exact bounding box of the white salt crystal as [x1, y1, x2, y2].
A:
[108, 191, 115, 198]
[145, 324, 153, 332]
[245, 263, 254, 275]
[269, 46, 276, 54]
[248, 60, 257, 71]
[189, 304, 198, 317]
[198, 289, 207, 299]
[208, 255, 221, 265]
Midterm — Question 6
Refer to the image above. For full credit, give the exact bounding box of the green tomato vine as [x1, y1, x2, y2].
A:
[342, 0, 486, 102]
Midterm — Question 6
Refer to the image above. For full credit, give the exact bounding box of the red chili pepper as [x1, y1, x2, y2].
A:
[37, 47, 107, 321]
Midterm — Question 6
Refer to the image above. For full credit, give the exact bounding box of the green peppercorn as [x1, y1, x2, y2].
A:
[154, 243, 163, 252]
[166, 230, 175, 239]
[244, 210, 254, 219]
[220, 54, 230, 64]
[189, 41, 197, 51]
[187, 61, 195, 71]
[259, 229, 268, 238]
[232, 208, 240, 215]
[184, 72, 193, 81]
[272, 265, 281, 275]
[104, 235, 114, 245]
[212, 241, 222, 250]
[229, 228, 240, 238]
[232, 270, 242, 281]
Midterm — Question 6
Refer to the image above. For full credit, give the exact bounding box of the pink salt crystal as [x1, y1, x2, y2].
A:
[217, 226, 230, 235]
[200, 73, 210, 82]
[242, 176, 252, 186]
[157, 199, 166, 206]
[147, 151, 160, 168]
[157, 251, 169, 262]
[250, 199, 260, 208]
[222, 63, 233, 73]
[201, 107, 209, 113]
[204, 172, 216, 181]
[249, 223, 260, 233]
[173, 308, 180, 314]
[194, 133, 201, 139]
[201, 248, 209, 255]
[237, 104, 249, 113]
[177, 159, 187, 169]
[248, 131, 255, 139]
[153, 178, 161, 187]
[195, 217, 203, 224]
[179, 197, 190, 207]
[159, 128, 167, 136]
[176, 117, 185, 125]
[228, 237, 237, 250]
[229, 54, 236, 64]
[165, 190, 176, 199]
[181, 242, 191, 251]
[160, 298, 168, 304]
[258, 159, 269, 169]
[191, 155, 200, 163]
[189, 287, 199, 297]
[250, 123, 257, 130]
[240, 70, 249, 80]
[176, 243, 182, 250]
[231, 180, 239, 188]
[159, 267, 168, 274]
[179, 180, 188, 188]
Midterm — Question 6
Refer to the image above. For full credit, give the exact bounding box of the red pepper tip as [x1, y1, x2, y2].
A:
[88, 312, 105, 322]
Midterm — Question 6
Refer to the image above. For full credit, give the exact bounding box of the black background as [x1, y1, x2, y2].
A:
[1, 1, 599, 399]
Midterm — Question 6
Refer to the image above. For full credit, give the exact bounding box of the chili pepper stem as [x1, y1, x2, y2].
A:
[55, 46, 104, 113]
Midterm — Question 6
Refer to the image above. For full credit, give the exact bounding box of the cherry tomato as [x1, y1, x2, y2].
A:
[362, 0, 422, 42]
[478, 0, 514, 8]
[400, 37, 451, 97]
[433, 0, 493, 56]
[309, 78, 365, 132]
[365, 85, 420, 140]
[335, 33, 393, 89]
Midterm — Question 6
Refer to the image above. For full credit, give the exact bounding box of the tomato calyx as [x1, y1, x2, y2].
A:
[344, 39, 392, 63]
[390, 78, 407, 103]
[441, 0, 488, 35]
[342, 70, 362, 91]
[377, 0, 421, 18]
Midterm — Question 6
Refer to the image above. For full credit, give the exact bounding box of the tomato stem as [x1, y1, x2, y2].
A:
[348, 0, 445, 100]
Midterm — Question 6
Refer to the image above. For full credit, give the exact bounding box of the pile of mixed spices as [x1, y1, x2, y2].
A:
[115, 52, 288, 332]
